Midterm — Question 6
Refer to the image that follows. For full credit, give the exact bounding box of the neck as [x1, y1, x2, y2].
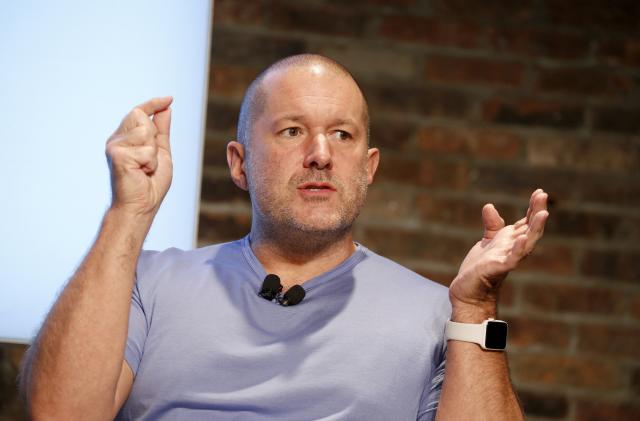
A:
[249, 223, 356, 288]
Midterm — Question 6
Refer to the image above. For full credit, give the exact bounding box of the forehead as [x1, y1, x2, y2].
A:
[258, 64, 366, 124]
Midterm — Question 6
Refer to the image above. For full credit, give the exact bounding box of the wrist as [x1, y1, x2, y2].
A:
[103, 207, 155, 242]
[450, 300, 498, 324]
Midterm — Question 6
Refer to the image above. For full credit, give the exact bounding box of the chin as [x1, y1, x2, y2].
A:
[289, 212, 355, 235]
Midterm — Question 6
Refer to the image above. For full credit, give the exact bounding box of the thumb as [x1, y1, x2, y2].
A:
[482, 203, 505, 239]
[153, 107, 172, 152]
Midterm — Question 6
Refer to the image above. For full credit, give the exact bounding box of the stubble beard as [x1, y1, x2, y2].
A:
[247, 160, 369, 254]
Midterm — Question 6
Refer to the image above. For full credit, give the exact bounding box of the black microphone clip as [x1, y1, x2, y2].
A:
[258, 274, 306, 306]
[258, 274, 282, 301]
[278, 284, 305, 306]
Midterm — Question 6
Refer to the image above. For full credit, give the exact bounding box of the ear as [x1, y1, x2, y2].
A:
[365, 147, 380, 185]
[227, 141, 248, 191]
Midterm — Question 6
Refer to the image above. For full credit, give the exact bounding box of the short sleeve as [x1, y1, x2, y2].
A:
[416, 340, 447, 421]
[123, 256, 153, 376]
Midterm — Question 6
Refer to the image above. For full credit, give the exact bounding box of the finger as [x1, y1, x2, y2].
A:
[529, 209, 549, 236]
[530, 191, 548, 221]
[135, 96, 173, 116]
[524, 210, 549, 253]
[512, 234, 528, 261]
[117, 107, 159, 135]
[127, 145, 159, 174]
[110, 125, 159, 149]
[153, 107, 172, 153]
[514, 217, 528, 229]
[482, 203, 505, 239]
[525, 188, 543, 222]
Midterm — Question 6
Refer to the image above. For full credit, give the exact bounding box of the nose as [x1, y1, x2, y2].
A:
[303, 132, 332, 170]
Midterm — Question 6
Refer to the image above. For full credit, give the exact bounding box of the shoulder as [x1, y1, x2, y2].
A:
[138, 239, 243, 274]
[134, 239, 246, 294]
[356, 244, 451, 309]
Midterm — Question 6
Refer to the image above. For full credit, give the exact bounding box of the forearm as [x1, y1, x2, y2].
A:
[23, 208, 152, 419]
[436, 306, 523, 421]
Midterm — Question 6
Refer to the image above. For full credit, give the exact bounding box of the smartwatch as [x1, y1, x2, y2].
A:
[445, 318, 508, 351]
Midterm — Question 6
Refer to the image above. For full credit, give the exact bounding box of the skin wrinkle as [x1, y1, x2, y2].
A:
[238, 56, 374, 258]
[238, 54, 370, 148]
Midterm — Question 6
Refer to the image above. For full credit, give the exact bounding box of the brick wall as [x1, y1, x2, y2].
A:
[201, 1, 640, 420]
[1, 1, 638, 419]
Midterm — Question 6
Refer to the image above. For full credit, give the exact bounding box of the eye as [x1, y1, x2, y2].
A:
[332, 130, 352, 141]
[281, 127, 302, 137]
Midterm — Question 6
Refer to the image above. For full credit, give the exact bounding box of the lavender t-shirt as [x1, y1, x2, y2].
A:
[117, 237, 451, 420]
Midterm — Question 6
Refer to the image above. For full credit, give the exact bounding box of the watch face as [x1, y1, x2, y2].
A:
[485, 320, 508, 350]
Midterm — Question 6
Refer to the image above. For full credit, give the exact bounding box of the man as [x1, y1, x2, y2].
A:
[21, 54, 548, 420]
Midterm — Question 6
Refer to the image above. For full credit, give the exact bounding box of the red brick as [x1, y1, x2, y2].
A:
[362, 226, 470, 265]
[508, 316, 571, 349]
[417, 194, 521, 229]
[518, 243, 574, 276]
[419, 158, 470, 190]
[577, 324, 640, 358]
[576, 400, 640, 421]
[483, 97, 584, 129]
[414, 268, 458, 287]
[206, 101, 239, 133]
[632, 367, 640, 394]
[200, 174, 249, 204]
[211, 29, 306, 67]
[525, 134, 640, 173]
[522, 283, 626, 316]
[547, 0, 640, 31]
[359, 186, 417, 221]
[203, 136, 231, 168]
[213, 0, 265, 26]
[418, 126, 521, 160]
[545, 209, 640, 243]
[363, 82, 472, 119]
[593, 107, 640, 134]
[319, 44, 415, 80]
[511, 354, 619, 389]
[418, 126, 470, 155]
[498, 279, 516, 308]
[598, 37, 640, 68]
[487, 27, 590, 60]
[379, 15, 484, 49]
[632, 294, 640, 320]
[198, 211, 251, 245]
[536, 65, 634, 97]
[370, 118, 416, 151]
[473, 129, 522, 159]
[517, 389, 568, 418]
[426, 54, 525, 87]
[350, 0, 417, 5]
[473, 164, 640, 207]
[581, 250, 640, 283]
[266, 2, 368, 37]
[374, 154, 421, 185]
[431, 0, 535, 23]
[209, 64, 260, 100]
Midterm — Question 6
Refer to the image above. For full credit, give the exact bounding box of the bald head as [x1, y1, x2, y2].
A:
[237, 54, 369, 147]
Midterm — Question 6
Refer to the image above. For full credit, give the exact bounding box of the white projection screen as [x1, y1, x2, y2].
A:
[0, 0, 214, 343]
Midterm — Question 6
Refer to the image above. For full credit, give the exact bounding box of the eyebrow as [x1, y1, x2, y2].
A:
[272, 115, 360, 128]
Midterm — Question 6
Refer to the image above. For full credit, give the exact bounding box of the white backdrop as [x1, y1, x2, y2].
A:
[0, 0, 213, 343]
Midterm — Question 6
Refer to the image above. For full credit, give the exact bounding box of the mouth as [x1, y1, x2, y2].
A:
[297, 182, 337, 192]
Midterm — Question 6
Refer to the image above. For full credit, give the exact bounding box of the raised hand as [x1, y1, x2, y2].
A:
[105, 97, 173, 217]
[448, 189, 549, 320]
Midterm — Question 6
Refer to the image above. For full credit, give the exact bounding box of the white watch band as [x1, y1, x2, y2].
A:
[445, 318, 508, 351]
[445, 320, 486, 344]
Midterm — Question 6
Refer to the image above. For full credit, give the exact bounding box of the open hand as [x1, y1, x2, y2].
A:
[448, 189, 549, 320]
[106, 97, 173, 217]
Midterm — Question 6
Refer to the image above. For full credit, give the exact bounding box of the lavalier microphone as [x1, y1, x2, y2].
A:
[258, 274, 305, 306]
